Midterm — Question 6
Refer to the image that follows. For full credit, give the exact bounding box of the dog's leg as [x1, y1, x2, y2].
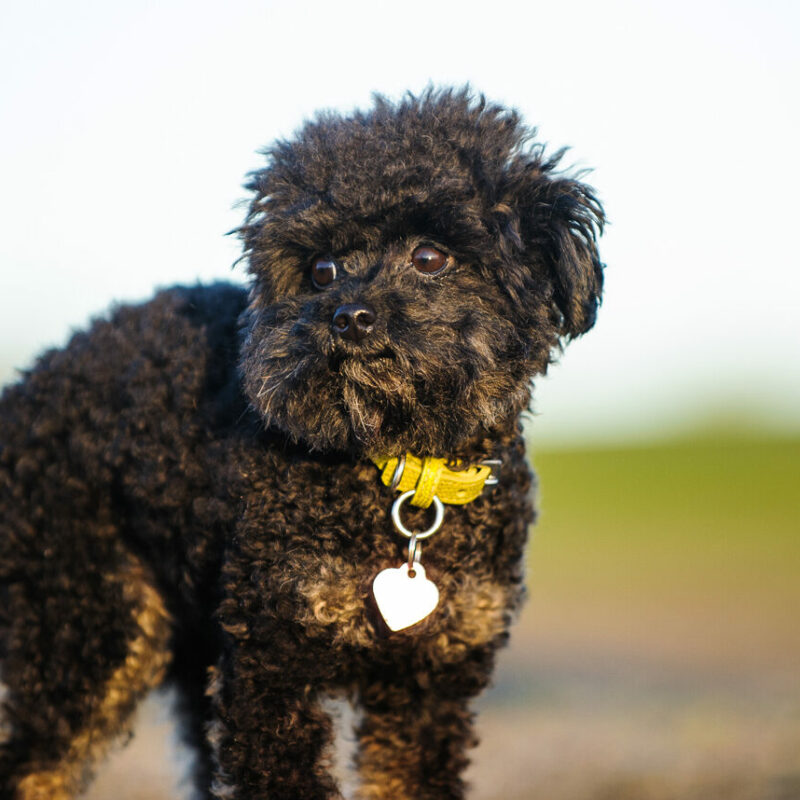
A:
[0, 556, 171, 800]
[206, 637, 343, 800]
[354, 661, 493, 800]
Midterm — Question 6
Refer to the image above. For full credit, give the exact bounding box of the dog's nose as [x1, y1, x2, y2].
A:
[332, 303, 377, 343]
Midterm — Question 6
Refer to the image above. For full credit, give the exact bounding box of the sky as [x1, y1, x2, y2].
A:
[1, 0, 798, 445]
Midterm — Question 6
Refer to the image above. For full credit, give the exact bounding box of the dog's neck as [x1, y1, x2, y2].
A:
[421, 418, 521, 464]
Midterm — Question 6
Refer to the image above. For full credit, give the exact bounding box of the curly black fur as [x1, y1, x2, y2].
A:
[0, 88, 604, 799]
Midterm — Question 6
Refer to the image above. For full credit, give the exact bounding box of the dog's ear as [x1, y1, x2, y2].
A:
[501, 161, 605, 337]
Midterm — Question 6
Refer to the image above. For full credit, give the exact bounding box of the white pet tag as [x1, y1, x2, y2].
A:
[372, 562, 439, 632]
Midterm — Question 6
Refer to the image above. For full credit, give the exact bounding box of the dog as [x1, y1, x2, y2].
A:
[0, 88, 604, 799]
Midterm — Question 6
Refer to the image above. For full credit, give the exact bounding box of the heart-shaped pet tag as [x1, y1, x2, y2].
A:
[372, 562, 439, 632]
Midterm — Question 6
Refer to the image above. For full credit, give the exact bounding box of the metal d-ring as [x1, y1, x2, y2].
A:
[391, 490, 445, 540]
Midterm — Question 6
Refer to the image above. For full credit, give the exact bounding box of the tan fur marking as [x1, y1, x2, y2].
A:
[16, 772, 71, 800]
[296, 556, 374, 648]
[425, 574, 512, 663]
[358, 736, 416, 800]
[15, 563, 171, 800]
[296, 555, 513, 657]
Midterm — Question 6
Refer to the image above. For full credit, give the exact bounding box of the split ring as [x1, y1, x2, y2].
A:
[391, 491, 445, 540]
[407, 535, 421, 570]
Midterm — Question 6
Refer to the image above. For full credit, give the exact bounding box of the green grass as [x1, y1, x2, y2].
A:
[522, 432, 800, 669]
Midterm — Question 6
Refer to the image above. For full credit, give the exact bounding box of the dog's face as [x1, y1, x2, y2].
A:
[238, 90, 604, 456]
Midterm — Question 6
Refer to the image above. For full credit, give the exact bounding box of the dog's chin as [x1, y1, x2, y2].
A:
[244, 358, 428, 456]
[245, 352, 529, 459]
[255, 389, 469, 457]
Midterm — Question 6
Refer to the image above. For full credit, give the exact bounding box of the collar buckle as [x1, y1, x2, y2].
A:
[480, 459, 502, 487]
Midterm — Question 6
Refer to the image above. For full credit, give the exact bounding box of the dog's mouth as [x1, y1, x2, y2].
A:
[364, 347, 396, 361]
[329, 346, 397, 370]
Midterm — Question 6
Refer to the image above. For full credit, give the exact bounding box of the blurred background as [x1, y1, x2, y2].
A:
[1, 1, 798, 798]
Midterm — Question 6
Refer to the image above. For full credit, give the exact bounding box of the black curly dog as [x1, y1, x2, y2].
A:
[0, 89, 604, 799]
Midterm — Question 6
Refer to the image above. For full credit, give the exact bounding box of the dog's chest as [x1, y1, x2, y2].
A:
[240, 453, 520, 657]
[293, 548, 514, 660]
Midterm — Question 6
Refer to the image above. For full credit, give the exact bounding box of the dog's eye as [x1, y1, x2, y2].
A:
[311, 257, 338, 289]
[411, 246, 448, 275]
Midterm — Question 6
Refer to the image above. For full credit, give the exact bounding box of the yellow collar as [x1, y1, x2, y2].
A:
[371, 454, 498, 509]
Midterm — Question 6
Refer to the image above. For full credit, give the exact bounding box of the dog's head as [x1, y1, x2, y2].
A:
[238, 88, 604, 457]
